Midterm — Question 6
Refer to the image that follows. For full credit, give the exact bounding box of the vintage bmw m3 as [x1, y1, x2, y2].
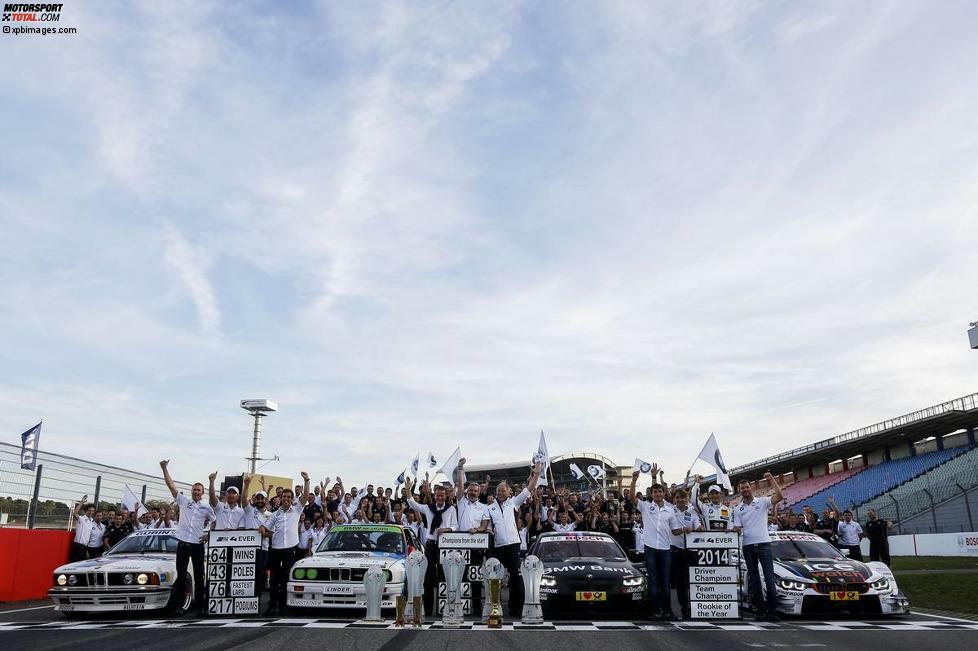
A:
[743, 531, 909, 616]
[531, 531, 647, 612]
[287, 524, 423, 611]
[49, 528, 192, 616]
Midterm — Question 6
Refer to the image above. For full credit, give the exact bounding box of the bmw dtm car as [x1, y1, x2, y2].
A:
[530, 531, 647, 612]
[742, 531, 909, 616]
[287, 523, 423, 611]
[49, 528, 192, 616]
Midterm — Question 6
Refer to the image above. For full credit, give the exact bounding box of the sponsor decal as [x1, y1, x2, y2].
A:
[549, 564, 634, 574]
[958, 534, 978, 555]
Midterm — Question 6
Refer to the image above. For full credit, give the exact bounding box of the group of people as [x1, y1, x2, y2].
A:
[69, 455, 893, 622]
[763, 498, 895, 564]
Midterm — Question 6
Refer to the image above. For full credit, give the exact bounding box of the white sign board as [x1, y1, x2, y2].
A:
[206, 529, 262, 617]
[685, 530, 740, 620]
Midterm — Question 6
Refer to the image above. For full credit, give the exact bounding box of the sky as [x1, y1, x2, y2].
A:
[1, 1, 977, 489]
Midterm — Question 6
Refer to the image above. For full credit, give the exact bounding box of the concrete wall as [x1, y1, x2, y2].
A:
[885, 531, 978, 556]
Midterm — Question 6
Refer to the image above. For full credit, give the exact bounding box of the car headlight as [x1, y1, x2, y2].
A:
[384, 570, 393, 582]
[123, 574, 135, 585]
[57, 574, 67, 586]
[68, 575, 78, 586]
[622, 576, 645, 587]
[540, 576, 557, 587]
[306, 568, 318, 580]
[136, 573, 149, 585]
[294, 568, 306, 580]
[871, 578, 891, 593]
[777, 579, 807, 592]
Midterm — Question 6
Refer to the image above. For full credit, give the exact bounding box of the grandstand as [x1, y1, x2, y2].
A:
[792, 445, 971, 512]
[728, 392, 978, 533]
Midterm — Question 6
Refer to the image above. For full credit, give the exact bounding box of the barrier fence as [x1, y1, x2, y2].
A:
[0, 442, 191, 529]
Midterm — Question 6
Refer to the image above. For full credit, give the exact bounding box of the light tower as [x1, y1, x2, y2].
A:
[241, 399, 278, 474]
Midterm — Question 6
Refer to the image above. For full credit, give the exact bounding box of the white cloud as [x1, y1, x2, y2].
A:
[163, 226, 221, 335]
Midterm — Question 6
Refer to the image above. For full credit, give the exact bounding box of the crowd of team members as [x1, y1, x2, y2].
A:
[66, 457, 895, 620]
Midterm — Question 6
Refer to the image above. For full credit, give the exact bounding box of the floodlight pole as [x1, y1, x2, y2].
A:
[248, 410, 264, 476]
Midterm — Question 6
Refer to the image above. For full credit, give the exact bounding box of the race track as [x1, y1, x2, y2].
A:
[1, 600, 975, 650]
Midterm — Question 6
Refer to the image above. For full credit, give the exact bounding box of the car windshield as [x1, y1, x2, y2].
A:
[317, 528, 404, 555]
[537, 539, 626, 562]
[105, 533, 178, 555]
[771, 538, 845, 561]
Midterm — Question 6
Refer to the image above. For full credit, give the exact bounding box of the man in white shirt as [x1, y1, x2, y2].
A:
[837, 510, 864, 560]
[629, 466, 686, 621]
[209, 472, 245, 530]
[70, 495, 95, 562]
[669, 488, 701, 620]
[161, 460, 216, 617]
[733, 473, 783, 622]
[404, 475, 458, 615]
[487, 462, 542, 618]
[691, 477, 733, 531]
[455, 458, 490, 534]
[261, 472, 310, 616]
[242, 486, 270, 590]
[86, 513, 106, 559]
[552, 510, 577, 532]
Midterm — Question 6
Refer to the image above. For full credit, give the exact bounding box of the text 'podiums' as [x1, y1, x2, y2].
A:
[437, 531, 489, 616]
[206, 529, 261, 616]
[685, 531, 741, 620]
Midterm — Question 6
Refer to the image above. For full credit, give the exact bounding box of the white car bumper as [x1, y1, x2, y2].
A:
[48, 587, 172, 612]
[287, 581, 405, 609]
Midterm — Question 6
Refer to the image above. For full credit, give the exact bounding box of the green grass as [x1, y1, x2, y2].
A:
[897, 573, 978, 615]
[891, 555, 978, 571]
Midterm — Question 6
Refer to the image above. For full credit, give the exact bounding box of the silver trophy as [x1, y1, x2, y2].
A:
[406, 549, 428, 627]
[480, 557, 505, 624]
[521, 555, 545, 625]
[362, 566, 387, 622]
[441, 550, 466, 627]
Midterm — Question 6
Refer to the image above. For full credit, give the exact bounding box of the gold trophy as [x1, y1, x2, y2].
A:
[412, 595, 424, 628]
[487, 578, 503, 628]
[394, 595, 406, 627]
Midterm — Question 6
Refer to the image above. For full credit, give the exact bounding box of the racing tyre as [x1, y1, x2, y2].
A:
[165, 573, 194, 614]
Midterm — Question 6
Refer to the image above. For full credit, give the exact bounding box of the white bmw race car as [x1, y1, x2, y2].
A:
[742, 531, 909, 616]
[49, 528, 193, 616]
[288, 524, 423, 611]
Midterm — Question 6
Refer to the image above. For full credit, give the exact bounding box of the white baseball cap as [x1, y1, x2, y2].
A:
[226, 486, 239, 494]
[254, 490, 267, 498]
[708, 484, 723, 493]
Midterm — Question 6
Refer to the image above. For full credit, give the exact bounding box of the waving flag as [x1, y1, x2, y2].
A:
[427, 451, 438, 470]
[696, 433, 732, 491]
[410, 452, 421, 477]
[20, 421, 42, 470]
[587, 464, 606, 479]
[122, 484, 148, 517]
[634, 458, 653, 474]
[569, 463, 586, 480]
[395, 469, 406, 487]
[532, 430, 551, 486]
[439, 447, 466, 485]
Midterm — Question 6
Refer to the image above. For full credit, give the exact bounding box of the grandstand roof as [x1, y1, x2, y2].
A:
[730, 392, 978, 479]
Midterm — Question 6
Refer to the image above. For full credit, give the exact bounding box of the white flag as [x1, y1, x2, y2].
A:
[427, 451, 438, 470]
[634, 458, 653, 474]
[531, 430, 551, 486]
[587, 464, 606, 479]
[569, 463, 586, 480]
[696, 432, 732, 492]
[409, 452, 421, 477]
[439, 446, 467, 485]
[122, 484, 148, 517]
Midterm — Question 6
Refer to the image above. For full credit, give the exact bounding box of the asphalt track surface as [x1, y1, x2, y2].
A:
[2, 599, 976, 650]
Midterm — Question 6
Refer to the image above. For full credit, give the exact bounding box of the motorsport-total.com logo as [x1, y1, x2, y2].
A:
[2, 3, 63, 22]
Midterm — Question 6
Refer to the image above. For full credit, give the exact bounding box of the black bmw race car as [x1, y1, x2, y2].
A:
[530, 531, 646, 613]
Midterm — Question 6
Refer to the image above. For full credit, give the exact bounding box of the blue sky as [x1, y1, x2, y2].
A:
[1, 1, 977, 488]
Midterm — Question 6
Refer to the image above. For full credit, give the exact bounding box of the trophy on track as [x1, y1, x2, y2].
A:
[480, 557, 506, 628]
[394, 595, 406, 627]
[520, 555, 545, 625]
[406, 549, 427, 628]
[441, 550, 466, 627]
[363, 566, 386, 622]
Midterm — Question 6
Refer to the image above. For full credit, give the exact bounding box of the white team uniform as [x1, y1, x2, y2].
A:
[700, 503, 733, 531]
